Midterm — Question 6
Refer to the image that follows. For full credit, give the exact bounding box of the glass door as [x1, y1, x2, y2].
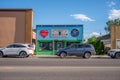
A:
[55, 41, 64, 50]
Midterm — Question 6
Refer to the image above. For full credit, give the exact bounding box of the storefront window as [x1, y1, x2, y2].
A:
[39, 42, 53, 51]
[55, 41, 64, 50]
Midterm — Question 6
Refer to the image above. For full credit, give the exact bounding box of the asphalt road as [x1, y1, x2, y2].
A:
[0, 57, 120, 80]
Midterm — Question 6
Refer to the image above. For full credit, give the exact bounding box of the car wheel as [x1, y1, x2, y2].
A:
[19, 51, 27, 58]
[60, 52, 67, 58]
[0, 51, 3, 58]
[115, 53, 120, 59]
[84, 52, 91, 59]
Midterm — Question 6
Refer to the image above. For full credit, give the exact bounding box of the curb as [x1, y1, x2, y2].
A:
[92, 55, 109, 58]
[32, 55, 109, 58]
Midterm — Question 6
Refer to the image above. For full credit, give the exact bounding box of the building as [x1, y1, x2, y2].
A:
[0, 9, 33, 47]
[97, 25, 120, 49]
[111, 25, 120, 49]
[36, 25, 83, 55]
[32, 29, 36, 44]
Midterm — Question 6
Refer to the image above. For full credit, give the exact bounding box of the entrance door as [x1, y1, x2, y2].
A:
[55, 41, 64, 50]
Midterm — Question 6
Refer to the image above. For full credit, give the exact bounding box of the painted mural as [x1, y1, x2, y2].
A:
[37, 25, 83, 40]
[36, 25, 83, 55]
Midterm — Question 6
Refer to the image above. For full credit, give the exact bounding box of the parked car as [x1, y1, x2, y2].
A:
[0, 43, 34, 58]
[107, 49, 120, 59]
[56, 43, 96, 59]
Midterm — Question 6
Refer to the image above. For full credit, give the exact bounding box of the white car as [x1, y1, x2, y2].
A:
[108, 49, 120, 59]
[0, 43, 34, 58]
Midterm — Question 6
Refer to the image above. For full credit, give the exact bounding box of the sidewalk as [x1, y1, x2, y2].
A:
[32, 55, 109, 58]
[92, 55, 109, 58]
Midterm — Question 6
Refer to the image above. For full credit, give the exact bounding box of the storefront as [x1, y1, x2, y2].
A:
[36, 25, 83, 55]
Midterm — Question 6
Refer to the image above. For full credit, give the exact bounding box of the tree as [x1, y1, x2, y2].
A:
[105, 18, 120, 32]
[93, 40, 104, 55]
[87, 36, 97, 44]
[87, 36, 104, 55]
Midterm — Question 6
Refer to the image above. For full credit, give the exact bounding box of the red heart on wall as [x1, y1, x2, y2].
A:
[40, 30, 49, 38]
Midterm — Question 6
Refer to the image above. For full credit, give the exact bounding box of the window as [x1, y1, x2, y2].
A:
[14, 45, 20, 48]
[67, 42, 80, 47]
[78, 44, 83, 48]
[7, 44, 26, 48]
[39, 42, 53, 51]
[70, 44, 78, 48]
[67, 42, 73, 47]
[7, 45, 14, 48]
[14, 45, 26, 48]
[85, 45, 91, 48]
[116, 39, 120, 49]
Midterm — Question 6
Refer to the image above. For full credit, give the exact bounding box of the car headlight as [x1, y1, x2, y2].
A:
[109, 51, 115, 54]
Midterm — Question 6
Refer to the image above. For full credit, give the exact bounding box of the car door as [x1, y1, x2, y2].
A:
[67, 44, 78, 55]
[4, 44, 15, 55]
[77, 44, 85, 55]
[4, 44, 20, 55]
[12, 44, 21, 55]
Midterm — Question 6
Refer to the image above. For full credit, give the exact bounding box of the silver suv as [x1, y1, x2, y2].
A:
[56, 43, 96, 59]
[0, 43, 34, 58]
[108, 49, 120, 59]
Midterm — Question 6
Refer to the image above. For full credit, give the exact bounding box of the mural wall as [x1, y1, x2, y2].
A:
[37, 25, 83, 40]
[36, 25, 83, 55]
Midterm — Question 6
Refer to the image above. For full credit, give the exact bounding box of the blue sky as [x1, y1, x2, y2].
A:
[0, 0, 120, 40]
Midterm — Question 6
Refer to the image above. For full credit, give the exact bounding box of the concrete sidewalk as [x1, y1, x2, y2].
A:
[32, 55, 109, 58]
[92, 55, 109, 58]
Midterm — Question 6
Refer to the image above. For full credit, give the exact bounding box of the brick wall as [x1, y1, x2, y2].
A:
[0, 9, 33, 47]
[111, 25, 120, 49]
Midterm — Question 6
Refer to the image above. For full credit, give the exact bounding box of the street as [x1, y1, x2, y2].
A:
[0, 57, 120, 80]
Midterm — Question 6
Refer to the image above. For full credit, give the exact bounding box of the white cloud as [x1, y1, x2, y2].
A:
[90, 32, 100, 37]
[108, 9, 120, 20]
[108, 1, 116, 7]
[70, 14, 95, 22]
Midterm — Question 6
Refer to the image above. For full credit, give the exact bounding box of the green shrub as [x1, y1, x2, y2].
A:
[93, 40, 104, 55]
[87, 36, 105, 55]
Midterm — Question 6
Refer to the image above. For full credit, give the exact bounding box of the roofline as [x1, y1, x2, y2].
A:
[0, 8, 33, 11]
